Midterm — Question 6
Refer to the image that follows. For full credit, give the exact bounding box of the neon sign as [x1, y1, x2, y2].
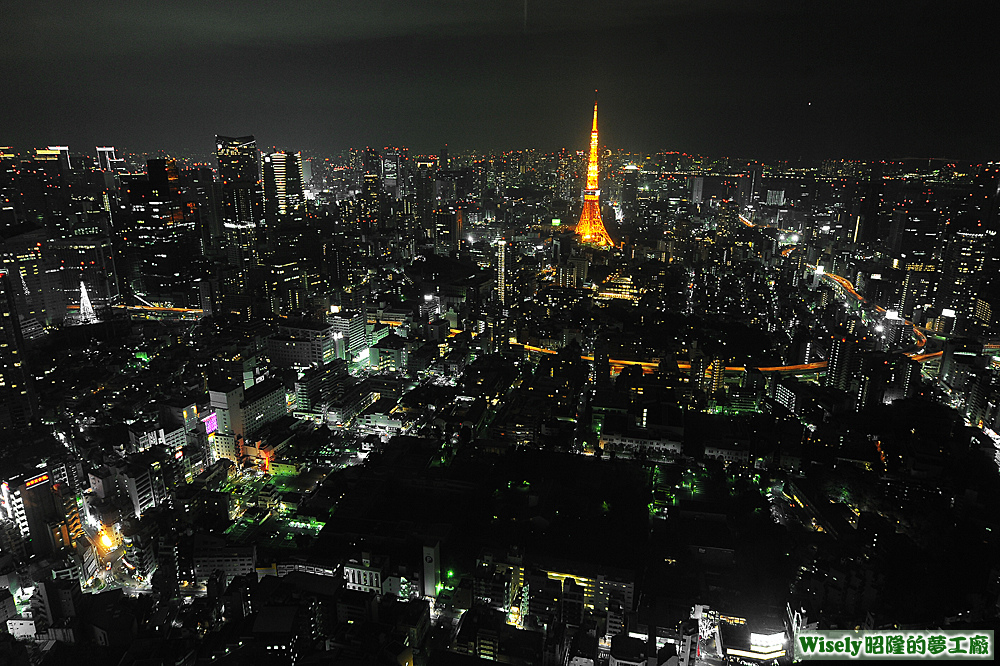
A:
[25, 474, 49, 489]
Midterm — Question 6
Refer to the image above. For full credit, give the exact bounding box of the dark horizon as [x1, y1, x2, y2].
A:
[2, 1, 996, 162]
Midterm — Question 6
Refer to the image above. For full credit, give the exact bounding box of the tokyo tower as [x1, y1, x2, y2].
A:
[576, 98, 613, 247]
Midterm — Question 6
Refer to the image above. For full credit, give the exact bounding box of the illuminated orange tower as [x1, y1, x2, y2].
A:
[576, 98, 613, 246]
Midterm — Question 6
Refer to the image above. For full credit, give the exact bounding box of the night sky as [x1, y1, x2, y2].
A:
[2, 0, 995, 160]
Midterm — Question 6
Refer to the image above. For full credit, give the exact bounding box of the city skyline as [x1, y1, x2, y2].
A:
[2, 1, 995, 160]
[2, 3, 1000, 663]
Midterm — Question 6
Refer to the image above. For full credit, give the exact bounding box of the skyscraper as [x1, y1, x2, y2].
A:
[576, 100, 613, 247]
[96, 146, 124, 172]
[854, 163, 884, 245]
[127, 160, 200, 301]
[969, 163, 1000, 232]
[361, 172, 381, 220]
[0, 269, 36, 431]
[937, 227, 987, 327]
[262, 151, 305, 224]
[497, 240, 508, 307]
[216, 135, 263, 266]
[825, 331, 870, 392]
[47, 236, 120, 319]
[381, 147, 405, 200]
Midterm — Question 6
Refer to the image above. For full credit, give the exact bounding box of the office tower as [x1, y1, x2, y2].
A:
[381, 147, 404, 200]
[825, 331, 869, 392]
[180, 166, 223, 257]
[262, 151, 305, 227]
[438, 146, 449, 170]
[301, 158, 313, 188]
[433, 206, 462, 252]
[887, 206, 942, 263]
[362, 146, 381, 178]
[5, 472, 82, 557]
[348, 148, 363, 177]
[265, 319, 344, 369]
[328, 310, 367, 359]
[414, 159, 436, 237]
[969, 163, 1000, 232]
[435, 168, 473, 206]
[855, 352, 920, 411]
[34, 146, 71, 171]
[120, 159, 197, 301]
[497, 240, 508, 306]
[47, 236, 120, 319]
[0, 230, 59, 328]
[556, 148, 575, 201]
[879, 310, 908, 350]
[147, 158, 180, 198]
[738, 168, 759, 207]
[96, 146, 117, 171]
[937, 227, 987, 326]
[939, 338, 984, 392]
[216, 135, 263, 266]
[0, 270, 36, 430]
[361, 172, 381, 220]
[621, 165, 639, 211]
[261, 256, 306, 317]
[855, 163, 884, 244]
[576, 100, 613, 246]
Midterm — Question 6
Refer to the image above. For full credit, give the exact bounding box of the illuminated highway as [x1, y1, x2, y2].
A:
[515, 261, 943, 377]
[515, 343, 833, 376]
[816, 268, 927, 349]
[68, 304, 204, 313]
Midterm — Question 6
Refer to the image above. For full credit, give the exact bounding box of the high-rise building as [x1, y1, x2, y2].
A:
[937, 227, 987, 327]
[47, 236, 120, 319]
[0, 270, 36, 431]
[361, 172, 381, 220]
[35, 146, 71, 171]
[887, 206, 942, 263]
[855, 163, 884, 245]
[328, 310, 367, 359]
[262, 151, 304, 225]
[854, 352, 920, 411]
[497, 240, 508, 306]
[301, 158, 313, 188]
[576, 100, 613, 247]
[879, 310, 909, 351]
[216, 135, 263, 266]
[381, 147, 406, 200]
[899, 264, 938, 319]
[825, 331, 870, 392]
[556, 148, 575, 201]
[433, 206, 462, 252]
[121, 159, 198, 301]
[621, 165, 639, 211]
[96, 146, 125, 172]
[0, 230, 62, 327]
[969, 163, 1000, 233]
[413, 159, 436, 236]
[265, 319, 344, 369]
[5, 472, 82, 557]
[363, 147, 382, 177]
